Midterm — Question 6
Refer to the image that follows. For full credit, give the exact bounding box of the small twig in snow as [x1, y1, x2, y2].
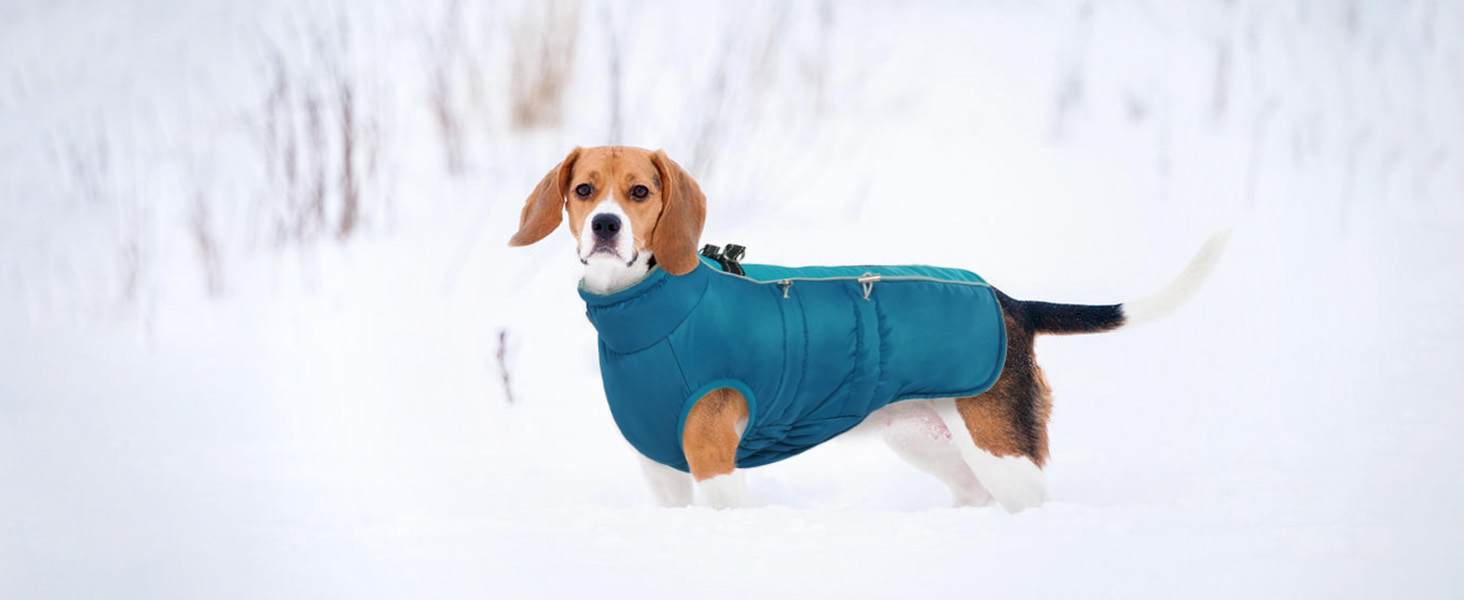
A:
[496, 328, 516, 406]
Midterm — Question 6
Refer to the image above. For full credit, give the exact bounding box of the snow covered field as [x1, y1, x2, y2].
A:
[3, 1, 1463, 598]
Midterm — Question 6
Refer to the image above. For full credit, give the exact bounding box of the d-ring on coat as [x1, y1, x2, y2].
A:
[580, 255, 1008, 472]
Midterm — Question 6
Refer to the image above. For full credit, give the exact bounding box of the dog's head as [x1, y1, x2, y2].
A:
[509, 146, 706, 292]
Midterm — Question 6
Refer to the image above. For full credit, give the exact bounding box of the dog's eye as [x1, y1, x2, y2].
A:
[630, 184, 649, 200]
[574, 183, 594, 199]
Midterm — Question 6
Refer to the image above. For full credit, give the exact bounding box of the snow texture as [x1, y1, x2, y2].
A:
[2, 1, 1462, 598]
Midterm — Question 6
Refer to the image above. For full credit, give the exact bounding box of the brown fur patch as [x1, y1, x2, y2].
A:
[648, 150, 707, 275]
[955, 297, 1053, 467]
[681, 387, 749, 481]
[508, 147, 580, 247]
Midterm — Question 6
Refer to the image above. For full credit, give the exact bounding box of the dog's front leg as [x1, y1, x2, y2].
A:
[638, 454, 693, 507]
[682, 387, 749, 509]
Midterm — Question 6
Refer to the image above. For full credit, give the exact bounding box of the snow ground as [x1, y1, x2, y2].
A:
[3, 1, 1463, 598]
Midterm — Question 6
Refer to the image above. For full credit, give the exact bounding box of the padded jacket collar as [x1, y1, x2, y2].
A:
[579, 260, 712, 354]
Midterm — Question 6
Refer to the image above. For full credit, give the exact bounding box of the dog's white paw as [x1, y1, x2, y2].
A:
[639, 455, 693, 507]
[974, 454, 1049, 513]
[930, 399, 1049, 513]
[952, 483, 997, 508]
[698, 471, 747, 509]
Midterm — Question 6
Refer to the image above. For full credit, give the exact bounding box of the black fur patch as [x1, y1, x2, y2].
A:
[997, 290, 1125, 335]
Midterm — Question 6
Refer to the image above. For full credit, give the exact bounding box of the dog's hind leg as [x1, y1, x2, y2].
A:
[931, 397, 1049, 513]
[638, 454, 693, 507]
[876, 401, 995, 507]
[683, 387, 750, 509]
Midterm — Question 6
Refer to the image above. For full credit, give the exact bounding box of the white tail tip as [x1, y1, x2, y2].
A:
[1122, 230, 1231, 327]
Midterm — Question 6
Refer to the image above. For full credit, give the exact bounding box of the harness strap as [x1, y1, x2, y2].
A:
[699, 243, 746, 276]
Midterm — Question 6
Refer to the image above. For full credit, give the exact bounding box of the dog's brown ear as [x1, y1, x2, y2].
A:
[650, 150, 707, 275]
[509, 147, 581, 247]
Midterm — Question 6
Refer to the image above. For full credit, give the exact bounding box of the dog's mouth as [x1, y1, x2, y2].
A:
[581, 245, 639, 267]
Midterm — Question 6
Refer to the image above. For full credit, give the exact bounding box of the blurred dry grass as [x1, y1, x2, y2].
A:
[423, 0, 486, 175]
[23, 0, 1457, 313]
[508, 0, 580, 131]
[255, 15, 386, 248]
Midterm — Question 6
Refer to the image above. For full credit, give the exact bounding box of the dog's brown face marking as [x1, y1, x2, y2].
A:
[509, 146, 707, 278]
[562, 147, 665, 256]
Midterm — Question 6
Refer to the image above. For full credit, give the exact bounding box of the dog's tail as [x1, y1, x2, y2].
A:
[1005, 231, 1230, 336]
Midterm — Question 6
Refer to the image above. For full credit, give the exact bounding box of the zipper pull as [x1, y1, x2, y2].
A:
[778, 279, 793, 299]
[858, 273, 881, 300]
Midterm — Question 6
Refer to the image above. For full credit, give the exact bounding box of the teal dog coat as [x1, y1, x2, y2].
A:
[579, 255, 1007, 472]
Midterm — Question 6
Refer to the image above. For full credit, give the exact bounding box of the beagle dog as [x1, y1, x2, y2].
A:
[509, 146, 1225, 511]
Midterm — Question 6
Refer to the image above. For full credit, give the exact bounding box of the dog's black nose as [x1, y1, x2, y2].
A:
[591, 214, 621, 240]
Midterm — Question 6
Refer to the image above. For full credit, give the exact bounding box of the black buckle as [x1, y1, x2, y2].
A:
[699, 243, 746, 276]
